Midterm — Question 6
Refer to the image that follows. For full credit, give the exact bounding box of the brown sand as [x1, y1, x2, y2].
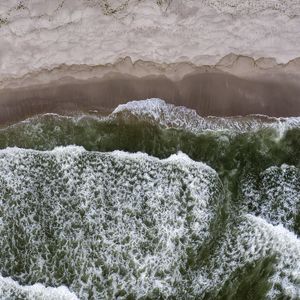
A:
[1, 70, 300, 125]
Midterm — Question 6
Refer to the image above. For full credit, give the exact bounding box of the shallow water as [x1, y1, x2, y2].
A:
[0, 99, 299, 299]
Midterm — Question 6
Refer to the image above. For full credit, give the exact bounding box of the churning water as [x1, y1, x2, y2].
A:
[0, 99, 299, 299]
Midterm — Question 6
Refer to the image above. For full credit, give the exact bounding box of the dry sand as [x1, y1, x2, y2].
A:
[1, 0, 300, 80]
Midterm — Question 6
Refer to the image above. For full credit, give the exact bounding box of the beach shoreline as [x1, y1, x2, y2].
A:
[1, 57, 300, 125]
[1, 0, 300, 124]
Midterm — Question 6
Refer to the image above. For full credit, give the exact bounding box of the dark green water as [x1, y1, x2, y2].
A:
[0, 100, 299, 299]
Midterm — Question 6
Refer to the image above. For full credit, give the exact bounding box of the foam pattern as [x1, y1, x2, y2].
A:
[2, 99, 300, 142]
[0, 275, 78, 300]
[189, 213, 300, 299]
[0, 100, 299, 299]
[0, 146, 222, 299]
[113, 98, 300, 134]
[242, 164, 300, 232]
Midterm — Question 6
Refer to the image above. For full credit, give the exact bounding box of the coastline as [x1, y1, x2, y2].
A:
[0, 2, 300, 299]
[2, 54, 300, 90]
[1, 56, 300, 125]
[1, 0, 300, 124]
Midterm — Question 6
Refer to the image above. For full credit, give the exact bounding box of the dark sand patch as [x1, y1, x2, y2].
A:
[0, 71, 300, 125]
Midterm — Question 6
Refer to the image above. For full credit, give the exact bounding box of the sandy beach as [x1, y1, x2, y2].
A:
[1, 0, 300, 124]
[1, 61, 300, 125]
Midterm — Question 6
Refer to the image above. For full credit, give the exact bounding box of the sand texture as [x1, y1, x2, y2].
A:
[1, 0, 300, 83]
[1, 0, 300, 121]
[1, 70, 300, 125]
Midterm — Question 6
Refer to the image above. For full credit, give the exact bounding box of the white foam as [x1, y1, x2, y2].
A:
[242, 164, 300, 231]
[0, 146, 221, 299]
[112, 98, 300, 134]
[190, 213, 300, 298]
[112, 99, 166, 116]
[0, 275, 78, 300]
[2, 99, 300, 136]
[247, 214, 300, 299]
[0, 146, 299, 298]
[111, 149, 212, 171]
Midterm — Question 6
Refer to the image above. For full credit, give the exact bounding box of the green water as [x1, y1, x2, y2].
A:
[0, 105, 299, 299]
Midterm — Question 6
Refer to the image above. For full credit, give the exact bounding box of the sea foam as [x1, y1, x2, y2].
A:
[112, 98, 300, 134]
[0, 275, 78, 300]
[0, 146, 222, 299]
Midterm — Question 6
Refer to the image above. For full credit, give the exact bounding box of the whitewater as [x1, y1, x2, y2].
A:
[0, 99, 299, 299]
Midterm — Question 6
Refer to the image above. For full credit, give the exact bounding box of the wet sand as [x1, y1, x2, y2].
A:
[1, 70, 300, 125]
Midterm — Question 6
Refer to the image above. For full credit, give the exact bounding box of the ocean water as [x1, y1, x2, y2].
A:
[0, 99, 299, 299]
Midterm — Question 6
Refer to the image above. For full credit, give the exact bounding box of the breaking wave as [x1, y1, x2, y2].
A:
[0, 99, 299, 299]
